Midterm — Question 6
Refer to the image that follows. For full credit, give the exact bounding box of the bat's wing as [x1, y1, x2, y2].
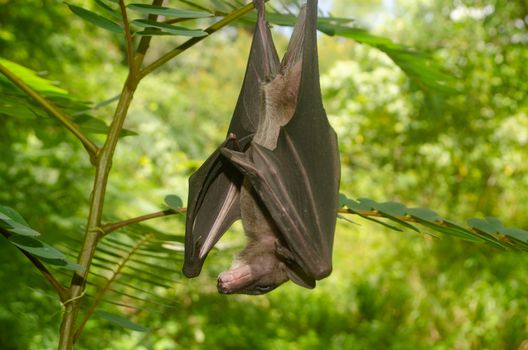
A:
[221, 0, 340, 283]
[183, 2, 281, 278]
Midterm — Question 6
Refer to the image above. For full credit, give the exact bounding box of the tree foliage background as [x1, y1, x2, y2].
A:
[1, 0, 528, 349]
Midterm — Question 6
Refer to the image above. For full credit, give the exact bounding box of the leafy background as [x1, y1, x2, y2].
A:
[1, 0, 528, 349]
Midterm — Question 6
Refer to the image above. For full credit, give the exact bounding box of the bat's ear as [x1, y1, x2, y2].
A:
[285, 264, 316, 289]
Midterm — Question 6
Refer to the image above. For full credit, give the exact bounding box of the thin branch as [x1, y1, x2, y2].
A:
[101, 208, 185, 235]
[338, 208, 416, 220]
[134, 0, 165, 69]
[59, 2, 166, 346]
[0, 228, 68, 301]
[0, 63, 99, 164]
[138, 1, 259, 79]
[118, 0, 136, 78]
[99, 206, 419, 237]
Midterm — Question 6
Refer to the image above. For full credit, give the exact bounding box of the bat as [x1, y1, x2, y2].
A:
[183, 0, 340, 294]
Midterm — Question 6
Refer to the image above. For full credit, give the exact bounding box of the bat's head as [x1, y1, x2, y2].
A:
[217, 245, 315, 295]
[217, 251, 289, 295]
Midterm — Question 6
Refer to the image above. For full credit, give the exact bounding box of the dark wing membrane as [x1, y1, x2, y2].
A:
[221, 0, 340, 280]
[222, 123, 339, 280]
[183, 138, 242, 277]
[227, 0, 280, 136]
[183, 2, 280, 277]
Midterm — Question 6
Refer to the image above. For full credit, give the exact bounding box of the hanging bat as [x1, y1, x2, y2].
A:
[183, 0, 340, 294]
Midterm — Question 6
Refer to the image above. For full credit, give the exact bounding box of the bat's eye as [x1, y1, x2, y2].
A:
[255, 285, 274, 293]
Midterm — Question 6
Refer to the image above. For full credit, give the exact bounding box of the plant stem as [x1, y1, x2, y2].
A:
[98, 207, 417, 238]
[58, 82, 137, 350]
[118, 0, 135, 78]
[58, 0, 166, 346]
[101, 209, 185, 236]
[0, 63, 99, 164]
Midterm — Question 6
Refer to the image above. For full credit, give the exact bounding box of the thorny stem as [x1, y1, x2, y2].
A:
[0, 63, 99, 164]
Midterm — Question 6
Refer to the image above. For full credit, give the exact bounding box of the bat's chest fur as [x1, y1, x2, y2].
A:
[239, 179, 278, 249]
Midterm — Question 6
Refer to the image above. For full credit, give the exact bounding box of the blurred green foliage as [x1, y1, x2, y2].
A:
[1, 0, 528, 349]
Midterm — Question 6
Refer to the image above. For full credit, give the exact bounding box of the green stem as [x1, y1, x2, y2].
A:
[0, 63, 99, 164]
[118, 0, 136, 78]
[57, 0, 166, 345]
[101, 208, 184, 236]
[57, 82, 137, 350]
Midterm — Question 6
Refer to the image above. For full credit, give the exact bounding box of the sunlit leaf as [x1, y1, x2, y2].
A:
[131, 19, 207, 37]
[0, 58, 67, 94]
[164, 194, 183, 209]
[66, 3, 122, 33]
[127, 4, 212, 19]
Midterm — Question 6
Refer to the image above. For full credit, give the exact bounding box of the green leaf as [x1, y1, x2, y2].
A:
[164, 195, 183, 209]
[0, 58, 68, 95]
[135, 30, 181, 36]
[94, 0, 121, 21]
[374, 201, 408, 216]
[39, 257, 85, 271]
[0, 100, 38, 120]
[337, 214, 358, 225]
[342, 197, 371, 211]
[0, 206, 41, 236]
[94, 311, 150, 332]
[467, 217, 502, 235]
[131, 19, 207, 37]
[413, 218, 480, 242]
[352, 198, 418, 232]
[338, 193, 349, 208]
[406, 208, 442, 222]
[66, 3, 123, 33]
[9, 235, 67, 260]
[0, 206, 29, 226]
[501, 228, 528, 243]
[127, 4, 212, 18]
[73, 115, 137, 137]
